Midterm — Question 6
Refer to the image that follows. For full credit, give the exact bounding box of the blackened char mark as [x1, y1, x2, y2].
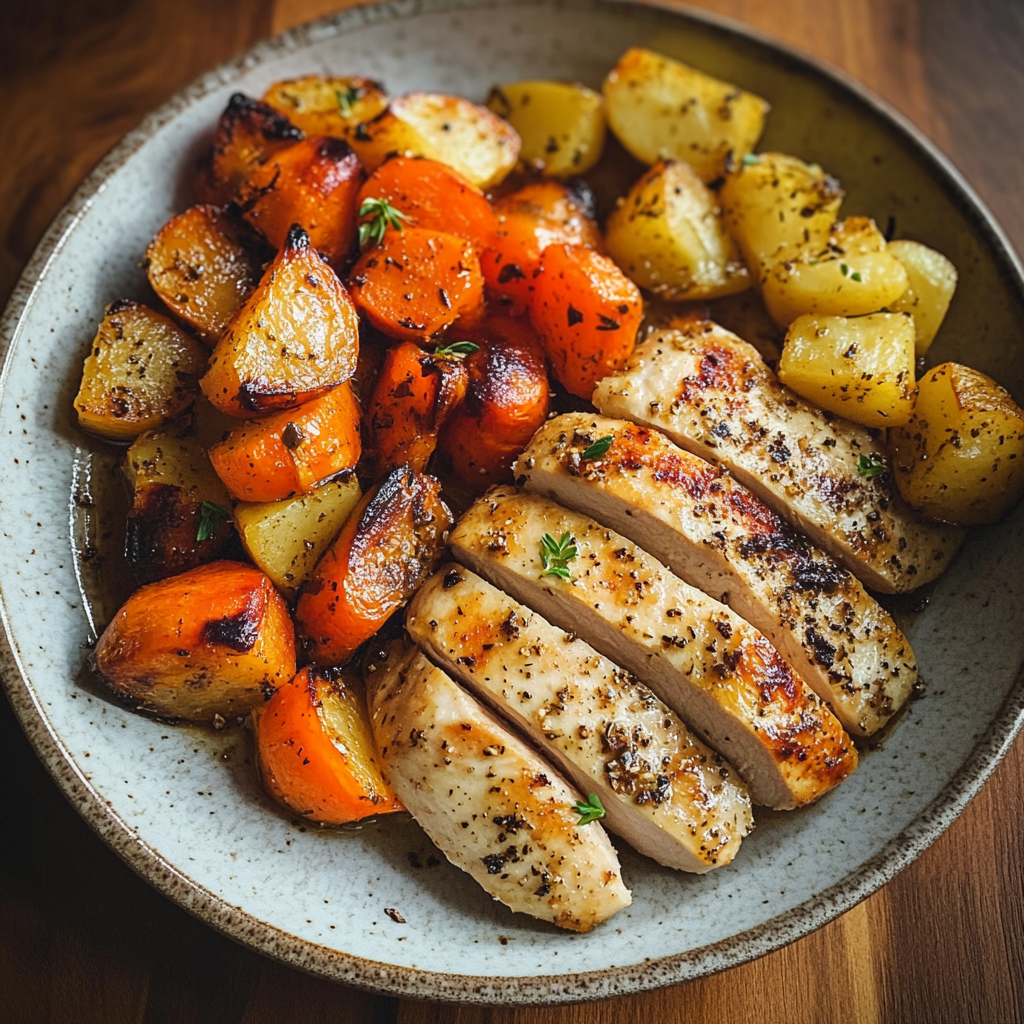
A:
[200, 587, 267, 652]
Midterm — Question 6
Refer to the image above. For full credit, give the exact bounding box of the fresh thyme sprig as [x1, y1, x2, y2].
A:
[573, 793, 606, 826]
[433, 340, 480, 358]
[856, 453, 887, 479]
[540, 531, 578, 581]
[580, 435, 614, 461]
[358, 197, 408, 250]
[196, 501, 230, 542]
[335, 85, 360, 118]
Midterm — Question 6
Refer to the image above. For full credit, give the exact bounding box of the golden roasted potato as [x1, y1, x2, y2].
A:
[74, 300, 207, 441]
[719, 152, 843, 275]
[890, 362, 1024, 524]
[605, 160, 749, 301]
[349, 92, 520, 189]
[201, 225, 360, 417]
[761, 217, 909, 328]
[602, 47, 768, 182]
[234, 477, 362, 597]
[887, 239, 958, 355]
[778, 312, 916, 426]
[145, 204, 267, 345]
[262, 75, 389, 139]
[124, 425, 234, 583]
[486, 80, 606, 177]
[95, 560, 296, 721]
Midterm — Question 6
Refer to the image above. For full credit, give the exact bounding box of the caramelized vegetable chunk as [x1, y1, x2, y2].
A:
[146, 205, 267, 345]
[529, 244, 642, 399]
[238, 136, 365, 267]
[209, 382, 361, 503]
[364, 340, 469, 475]
[252, 666, 403, 825]
[75, 300, 207, 441]
[296, 467, 453, 664]
[262, 75, 389, 140]
[201, 225, 360, 417]
[349, 226, 484, 341]
[95, 560, 296, 720]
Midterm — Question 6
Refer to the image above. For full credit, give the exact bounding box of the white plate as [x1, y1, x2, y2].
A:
[2, 0, 1023, 1005]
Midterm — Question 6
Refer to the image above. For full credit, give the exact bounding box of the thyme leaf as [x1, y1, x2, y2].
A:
[539, 531, 578, 581]
[856, 453, 887, 479]
[433, 340, 480, 358]
[196, 501, 230, 542]
[335, 85, 360, 117]
[580, 435, 614, 461]
[358, 197, 408, 250]
[573, 792, 606, 826]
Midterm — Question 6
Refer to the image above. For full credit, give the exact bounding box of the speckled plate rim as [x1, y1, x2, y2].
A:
[2, 0, 1023, 1006]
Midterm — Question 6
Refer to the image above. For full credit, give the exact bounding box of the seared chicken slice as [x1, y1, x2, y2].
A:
[365, 638, 631, 932]
[593, 321, 963, 593]
[515, 413, 917, 736]
[450, 489, 856, 809]
[408, 565, 753, 872]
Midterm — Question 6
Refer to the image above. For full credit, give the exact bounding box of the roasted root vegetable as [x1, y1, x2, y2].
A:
[252, 666, 402, 824]
[124, 425, 234, 583]
[209, 382, 361, 503]
[605, 160, 749, 301]
[295, 466, 453, 665]
[238, 137, 365, 267]
[486, 80, 606, 177]
[234, 476, 362, 596]
[95, 560, 296, 720]
[75, 300, 207, 441]
[145, 204, 267, 345]
[201, 225, 360, 417]
[602, 47, 768, 182]
[887, 239, 958, 355]
[529, 243, 643, 399]
[349, 226, 484, 341]
[889, 362, 1024, 524]
[349, 92, 520, 189]
[262, 75, 389, 141]
[778, 312, 916, 426]
[363, 340, 469, 475]
[437, 317, 549, 490]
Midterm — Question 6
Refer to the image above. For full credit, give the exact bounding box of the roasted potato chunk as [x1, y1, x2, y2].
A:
[887, 239, 958, 355]
[146, 204, 267, 345]
[124, 425, 234, 583]
[201, 225, 359, 417]
[262, 75, 389, 140]
[95, 560, 296, 720]
[890, 362, 1024, 524]
[234, 477, 362, 596]
[486, 80, 606, 177]
[778, 312, 916, 426]
[602, 47, 768, 182]
[605, 160, 749, 301]
[350, 92, 520, 189]
[75, 300, 207, 441]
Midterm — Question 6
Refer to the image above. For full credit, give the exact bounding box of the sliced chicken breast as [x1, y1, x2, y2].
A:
[592, 320, 963, 593]
[407, 564, 753, 873]
[365, 638, 631, 932]
[450, 489, 857, 809]
[515, 413, 917, 736]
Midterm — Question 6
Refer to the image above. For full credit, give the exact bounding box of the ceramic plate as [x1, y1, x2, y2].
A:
[2, 0, 1023, 1005]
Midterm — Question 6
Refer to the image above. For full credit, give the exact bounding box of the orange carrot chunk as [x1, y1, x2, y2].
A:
[296, 467, 453, 665]
[209, 382, 361, 503]
[529, 243, 643, 400]
[252, 666, 403, 825]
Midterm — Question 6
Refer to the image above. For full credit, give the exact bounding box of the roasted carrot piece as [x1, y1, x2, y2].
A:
[296, 467, 453, 665]
[238, 137, 365, 268]
[209, 382, 361, 503]
[364, 340, 469, 475]
[357, 157, 498, 250]
[252, 666, 403, 825]
[529, 243, 643, 399]
[95, 560, 295, 721]
[201, 225, 360, 417]
[481, 180, 604, 307]
[437, 317, 549, 491]
[348, 226, 485, 342]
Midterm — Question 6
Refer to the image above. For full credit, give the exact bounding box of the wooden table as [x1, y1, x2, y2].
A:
[1, 1, 1022, 1021]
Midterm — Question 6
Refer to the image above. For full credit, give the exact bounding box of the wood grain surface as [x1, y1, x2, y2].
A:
[1, 1, 1022, 1022]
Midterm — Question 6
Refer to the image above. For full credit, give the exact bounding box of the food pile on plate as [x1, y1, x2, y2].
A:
[73, 48, 1024, 932]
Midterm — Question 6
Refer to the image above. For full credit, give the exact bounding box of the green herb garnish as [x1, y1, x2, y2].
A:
[433, 340, 480, 358]
[580, 435, 614, 461]
[358, 197, 408, 250]
[196, 501, 230, 542]
[850, 270, 863, 282]
[741, 152, 760, 166]
[856, 453, 887, 479]
[573, 793, 606, 826]
[840, 262, 850, 277]
[335, 85, 360, 118]
[540, 531, 578, 581]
